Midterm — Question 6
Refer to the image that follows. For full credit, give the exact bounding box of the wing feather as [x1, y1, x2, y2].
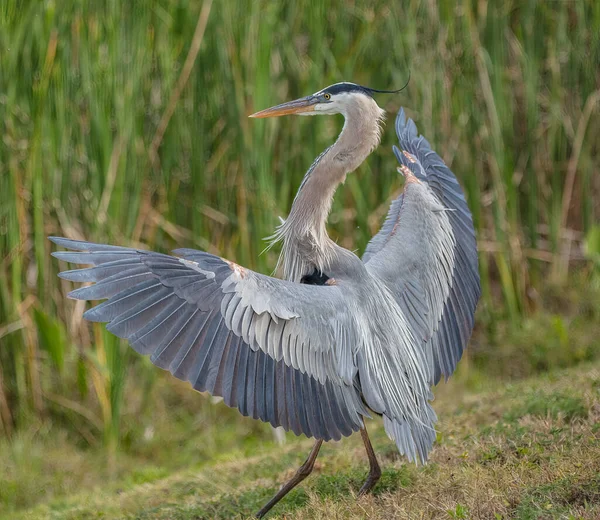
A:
[364, 108, 480, 386]
[50, 236, 365, 441]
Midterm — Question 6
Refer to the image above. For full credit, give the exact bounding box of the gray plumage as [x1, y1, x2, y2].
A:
[51, 87, 480, 472]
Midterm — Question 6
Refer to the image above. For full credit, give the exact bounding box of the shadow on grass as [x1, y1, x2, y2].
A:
[313, 466, 413, 499]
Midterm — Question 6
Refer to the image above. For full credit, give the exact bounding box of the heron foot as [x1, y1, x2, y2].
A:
[357, 464, 382, 496]
[357, 424, 382, 497]
[255, 439, 323, 519]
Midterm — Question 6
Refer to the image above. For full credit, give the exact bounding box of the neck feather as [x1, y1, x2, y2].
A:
[270, 96, 386, 282]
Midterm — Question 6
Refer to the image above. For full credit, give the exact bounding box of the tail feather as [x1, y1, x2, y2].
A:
[383, 409, 437, 465]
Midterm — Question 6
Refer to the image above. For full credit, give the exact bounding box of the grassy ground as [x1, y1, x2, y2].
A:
[1, 0, 599, 444]
[5, 362, 599, 520]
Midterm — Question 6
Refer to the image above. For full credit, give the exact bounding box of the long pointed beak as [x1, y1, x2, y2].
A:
[249, 96, 318, 118]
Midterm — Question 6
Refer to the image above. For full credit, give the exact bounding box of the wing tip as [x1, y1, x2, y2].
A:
[48, 236, 90, 251]
[395, 107, 418, 140]
[52, 251, 83, 263]
[82, 307, 107, 322]
[66, 287, 88, 300]
[57, 269, 84, 281]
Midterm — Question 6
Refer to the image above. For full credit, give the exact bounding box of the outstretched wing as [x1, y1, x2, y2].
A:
[364, 108, 480, 386]
[51, 237, 367, 441]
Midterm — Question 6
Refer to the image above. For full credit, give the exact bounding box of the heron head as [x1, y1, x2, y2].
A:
[249, 81, 407, 119]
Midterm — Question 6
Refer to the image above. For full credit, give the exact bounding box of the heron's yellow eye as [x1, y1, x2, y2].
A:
[324, 93, 331, 100]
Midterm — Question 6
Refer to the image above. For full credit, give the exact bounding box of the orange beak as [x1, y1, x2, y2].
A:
[249, 95, 318, 118]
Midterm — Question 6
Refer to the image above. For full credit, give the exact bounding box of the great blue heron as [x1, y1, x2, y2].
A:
[50, 81, 480, 518]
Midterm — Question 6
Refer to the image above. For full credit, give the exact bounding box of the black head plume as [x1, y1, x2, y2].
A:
[365, 71, 411, 95]
[322, 71, 411, 98]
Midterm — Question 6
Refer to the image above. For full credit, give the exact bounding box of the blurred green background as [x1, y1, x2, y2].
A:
[1, 0, 599, 515]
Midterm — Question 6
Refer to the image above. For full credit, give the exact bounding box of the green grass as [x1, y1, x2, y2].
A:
[3, 363, 599, 520]
[515, 475, 600, 520]
[508, 391, 588, 423]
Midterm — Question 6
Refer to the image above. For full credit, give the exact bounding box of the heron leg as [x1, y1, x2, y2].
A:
[357, 425, 381, 496]
[255, 439, 323, 519]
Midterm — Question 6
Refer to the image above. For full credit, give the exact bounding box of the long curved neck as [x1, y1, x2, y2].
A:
[272, 96, 385, 282]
